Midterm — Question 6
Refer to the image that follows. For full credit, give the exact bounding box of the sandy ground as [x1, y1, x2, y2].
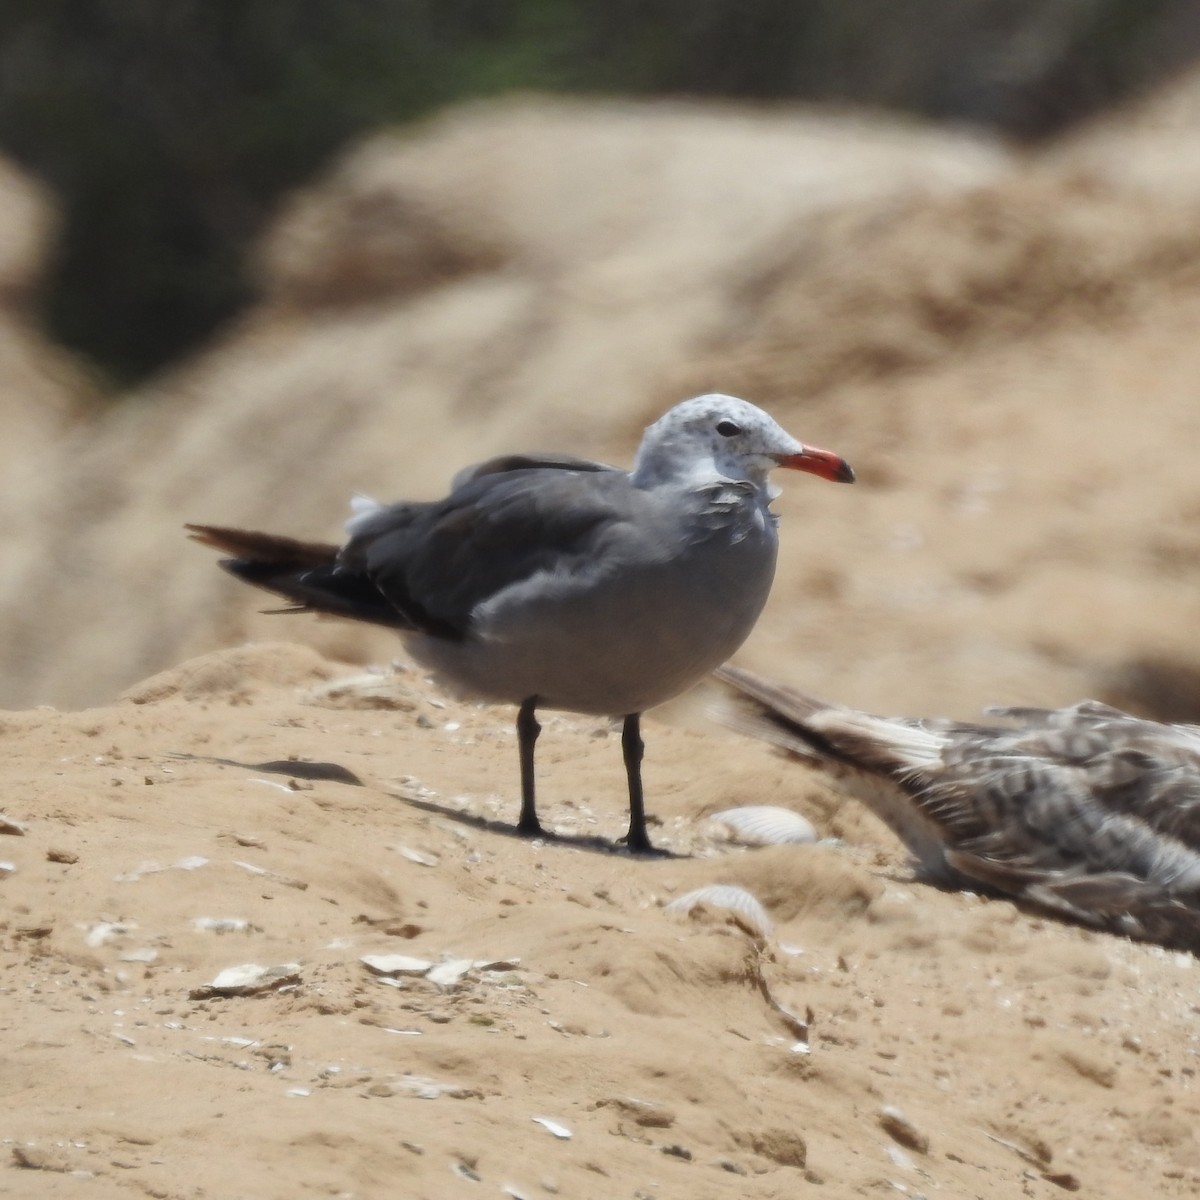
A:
[9, 81, 1200, 1200]
[4, 642, 1200, 1199]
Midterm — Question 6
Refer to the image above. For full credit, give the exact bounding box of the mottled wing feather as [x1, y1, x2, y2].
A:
[714, 665, 1200, 949]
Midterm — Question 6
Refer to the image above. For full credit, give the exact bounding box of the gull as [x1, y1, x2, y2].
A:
[188, 394, 853, 852]
[715, 664, 1200, 947]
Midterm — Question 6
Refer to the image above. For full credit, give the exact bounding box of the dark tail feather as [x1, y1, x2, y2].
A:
[186, 523, 340, 567]
[186, 522, 410, 630]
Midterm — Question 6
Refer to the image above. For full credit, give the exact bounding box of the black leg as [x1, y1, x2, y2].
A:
[621, 713, 655, 853]
[516, 697, 544, 837]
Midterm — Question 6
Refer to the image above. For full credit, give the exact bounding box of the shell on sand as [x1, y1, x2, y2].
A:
[708, 805, 818, 846]
[664, 884, 774, 940]
[361, 953, 435, 976]
[205, 962, 302, 995]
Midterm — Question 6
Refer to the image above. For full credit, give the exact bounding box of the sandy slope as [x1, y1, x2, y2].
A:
[9, 79, 1200, 1200]
[4, 643, 1200, 1198]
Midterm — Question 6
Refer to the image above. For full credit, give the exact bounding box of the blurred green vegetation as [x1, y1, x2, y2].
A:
[0, 0, 1195, 385]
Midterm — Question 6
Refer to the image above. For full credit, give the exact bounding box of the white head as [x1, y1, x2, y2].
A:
[631, 393, 853, 491]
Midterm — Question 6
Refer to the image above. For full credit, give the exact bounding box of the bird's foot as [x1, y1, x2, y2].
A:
[515, 816, 549, 839]
[619, 831, 670, 858]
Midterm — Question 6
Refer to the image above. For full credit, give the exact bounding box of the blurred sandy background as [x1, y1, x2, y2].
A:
[6, 7, 1200, 1197]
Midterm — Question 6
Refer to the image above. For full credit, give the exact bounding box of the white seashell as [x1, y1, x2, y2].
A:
[85, 921, 135, 947]
[248, 779, 295, 794]
[531, 1116, 572, 1139]
[708, 806, 817, 846]
[360, 954, 434, 976]
[392, 845, 440, 867]
[474, 957, 521, 972]
[664, 884, 774, 940]
[232, 859, 269, 876]
[206, 962, 301, 994]
[426, 958, 475, 988]
[0, 861, 14, 877]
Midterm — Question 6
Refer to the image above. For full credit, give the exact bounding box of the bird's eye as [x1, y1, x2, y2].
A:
[716, 419, 742, 438]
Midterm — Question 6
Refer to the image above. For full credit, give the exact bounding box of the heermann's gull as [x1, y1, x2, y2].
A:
[187, 393, 853, 853]
[715, 664, 1200, 948]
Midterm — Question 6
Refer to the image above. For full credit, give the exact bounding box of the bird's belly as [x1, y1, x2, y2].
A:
[408, 532, 777, 715]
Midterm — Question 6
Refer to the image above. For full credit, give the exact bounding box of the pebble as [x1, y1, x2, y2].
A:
[743, 1128, 807, 1168]
[594, 1097, 676, 1128]
[879, 1106, 930, 1155]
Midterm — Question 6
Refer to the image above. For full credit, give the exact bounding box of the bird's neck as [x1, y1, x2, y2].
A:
[631, 448, 768, 494]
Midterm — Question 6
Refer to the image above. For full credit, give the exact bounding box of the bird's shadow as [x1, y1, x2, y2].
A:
[168, 753, 681, 858]
[169, 753, 366, 786]
[387, 788, 683, 859]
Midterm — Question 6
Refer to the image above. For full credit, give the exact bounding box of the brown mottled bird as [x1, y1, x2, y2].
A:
[715, 664, 1200, 949]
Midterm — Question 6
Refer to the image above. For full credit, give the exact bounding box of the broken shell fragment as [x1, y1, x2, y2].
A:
[531, 1116, 572, 1139]
[425, 958, 476, 988]
[664, 884, 774, 940]
[392, 845, 439, 867]
[361, 954, 520, 989]
[85, 921, 136, 948]
[708, 806, 817, 846]
[196, 962, 302, 997]
[361, 954, 435, 977]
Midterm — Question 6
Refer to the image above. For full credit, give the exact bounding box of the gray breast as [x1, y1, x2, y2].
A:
[409, 485, 779, 715]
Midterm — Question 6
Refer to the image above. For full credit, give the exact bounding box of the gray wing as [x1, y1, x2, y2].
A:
[450, 452, 618, 489]
[341, 462, 640, 641]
